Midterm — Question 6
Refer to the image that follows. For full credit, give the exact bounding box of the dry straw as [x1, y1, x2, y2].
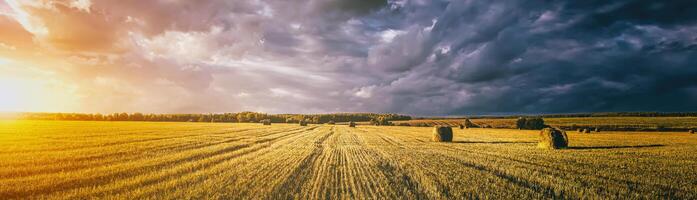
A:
[538, 127, 568, 149]
[432, 126, 453, 142]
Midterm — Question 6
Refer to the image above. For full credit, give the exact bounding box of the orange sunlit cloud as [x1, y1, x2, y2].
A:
[0, 0, 332, 114]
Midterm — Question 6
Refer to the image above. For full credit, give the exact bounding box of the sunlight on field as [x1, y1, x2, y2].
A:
[0, 120, 696, 199]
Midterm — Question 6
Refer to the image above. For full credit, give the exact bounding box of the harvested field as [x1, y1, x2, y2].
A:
[1, 120, 696, 199]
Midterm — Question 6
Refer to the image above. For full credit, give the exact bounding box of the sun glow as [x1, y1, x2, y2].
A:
[0, 77, 44, 112]
[0, 56, 84, 112]
[0, 74, 79, 113]
[0, 76, 80, 112]
[1, 78, 80, 113]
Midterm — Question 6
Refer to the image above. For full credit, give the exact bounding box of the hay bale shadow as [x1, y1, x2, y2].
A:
[567, 144, 665, 150]
[452, 141, 536, 144]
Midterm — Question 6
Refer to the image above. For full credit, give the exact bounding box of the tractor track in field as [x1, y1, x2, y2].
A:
[439, 144, 690, 197]
[1, 126, 318, 198]
[358, 127, 576, 198]
[143, 126, 328, 196]
[353, 128, 454, 199]
[418, 147, 565, 199]
[0, 127, 311, 179]
[0, 128, 256, 154]
[3, 122, 697, 199]
[268, 126, 430, 199]
[378, 127, 691, 198]
[268, 126, 335, 199]
[99, 126, 324, 199]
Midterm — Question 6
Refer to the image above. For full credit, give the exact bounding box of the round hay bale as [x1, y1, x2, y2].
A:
[459, 124, 465, 129]
[432, 126, 453, 142]
[594, 128, 600, 132]
[537, 128, 568, 149]
[327, 120, 335, 125]
[690, 129, 695, 134]
[299, 120, 307, 126]
[583, 129, 591, 133]
[348, 121, 356, 127]
[262, 119, 271, 125]
[577, 129, 583, 133]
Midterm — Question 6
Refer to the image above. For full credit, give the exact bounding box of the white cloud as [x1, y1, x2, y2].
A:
[70, 0, 91, 13]
[257, 2, 274, 17]
[237, 92, 250, 97]
[208, 56, 330, 82]
[134, 26, 222, 64]
[354, 85, 375, 98]
[535, 11, 556, 24]
[424, 19, 437, 32]
[270, 88, 308, 100]
[379, 29, 406, 43]
[0, 43, 16, 50]
[4, 0, 49, 38]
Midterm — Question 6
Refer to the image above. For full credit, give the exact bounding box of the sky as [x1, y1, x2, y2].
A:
[0, 0, 696, 115]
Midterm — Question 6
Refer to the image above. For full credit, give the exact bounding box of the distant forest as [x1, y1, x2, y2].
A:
[417, 112, 697, 120]
[11, 112, 697, 124]
[17, 112, 412, 124]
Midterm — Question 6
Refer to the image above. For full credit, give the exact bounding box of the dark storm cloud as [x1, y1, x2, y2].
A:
[320, 0, 387, 15]
[568, 0, 697, 28]
[354, 0, 697, 115]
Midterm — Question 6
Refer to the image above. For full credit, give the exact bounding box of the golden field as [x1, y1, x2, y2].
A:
[1, 120, 696, 199]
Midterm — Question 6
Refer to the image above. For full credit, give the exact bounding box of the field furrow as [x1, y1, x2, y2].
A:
[1, 121, 696, 199]
[0, 125, 315, 198]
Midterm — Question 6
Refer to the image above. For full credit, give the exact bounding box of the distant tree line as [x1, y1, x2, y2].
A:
[17, 112, 412, 124]
[416, 112, 697, 120]
[18, 111, 695, 124]
[538, 112, 697, 118]
[516, 117, 546, 130]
